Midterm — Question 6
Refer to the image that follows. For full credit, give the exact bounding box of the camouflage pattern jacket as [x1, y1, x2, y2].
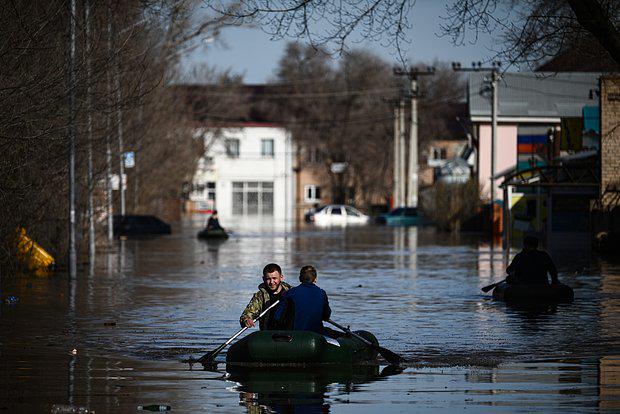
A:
[239, 281, 291, 330]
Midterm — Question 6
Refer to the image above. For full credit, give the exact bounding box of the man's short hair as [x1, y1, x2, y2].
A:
[212, 210, 218, 214]
[524, 235, 539, 249]
[299, 265, 317, 283]
[263, 263, 282, 277]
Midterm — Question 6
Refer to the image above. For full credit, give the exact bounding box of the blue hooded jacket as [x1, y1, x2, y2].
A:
[273, 282, 331, 334]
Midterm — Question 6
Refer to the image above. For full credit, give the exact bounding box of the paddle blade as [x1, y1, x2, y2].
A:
[198, 343, 227, 363]
[197, 349, 218, 364]
[197, 350, 221, 370]
[481, 283, 497, 293]
[377, 346, 404, 365]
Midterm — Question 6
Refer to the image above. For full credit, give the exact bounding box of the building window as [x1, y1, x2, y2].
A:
[431, 147, 447, 160]
[304, 185, 321, 202]
[261, 139, 274, 157]
[206, 182, 216, 201]
[306, 146, 322, 164]
[192, 181, 216, 211]
[200, 156, 215, 172]
[225, 138, 240, 158]
[232, 181, 274, 216]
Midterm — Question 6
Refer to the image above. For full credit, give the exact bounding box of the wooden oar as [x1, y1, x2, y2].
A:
[327, 319, 404, 365]
[481, 279, 506, 293]
[184, 300, 280, 368]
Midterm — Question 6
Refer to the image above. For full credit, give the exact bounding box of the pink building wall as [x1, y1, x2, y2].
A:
[477, 124, 518, 201]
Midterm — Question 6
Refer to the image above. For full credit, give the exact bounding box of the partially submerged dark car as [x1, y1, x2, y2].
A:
[376, 207, 421, 226]
[113, 215, 171, 237]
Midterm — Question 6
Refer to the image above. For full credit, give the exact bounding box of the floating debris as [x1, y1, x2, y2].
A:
[51, 404, 93, 413]
[4, 295, 18, 305]
[137, 405, 171, 411]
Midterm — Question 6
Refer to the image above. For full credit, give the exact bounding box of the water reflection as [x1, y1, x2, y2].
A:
[505, 302, 561, 335]
[228, 364, 401, 414]
[476, 241, 507, 284]
[599, 356, 620, 411]
[391, 226, 418, 274]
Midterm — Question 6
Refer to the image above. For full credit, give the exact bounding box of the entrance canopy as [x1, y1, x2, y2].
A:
[499, 163, 599, 195]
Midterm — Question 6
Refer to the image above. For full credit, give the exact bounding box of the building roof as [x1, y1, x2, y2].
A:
[469, 72, 601, 122]
[171, 83, 292, 125]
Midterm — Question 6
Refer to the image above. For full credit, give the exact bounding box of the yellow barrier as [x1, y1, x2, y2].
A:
[16, 228, 55, 276]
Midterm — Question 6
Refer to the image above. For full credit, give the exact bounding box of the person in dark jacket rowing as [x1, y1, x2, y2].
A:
[506, 235, 559, 285]
[206, 210, 223, 231]
[273, 265, 331, 335]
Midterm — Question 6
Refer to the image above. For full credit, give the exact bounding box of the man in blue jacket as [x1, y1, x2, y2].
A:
[273, 265, 331, 334]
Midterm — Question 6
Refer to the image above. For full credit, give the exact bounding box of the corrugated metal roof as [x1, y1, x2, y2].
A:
[469, 72, 600, 119]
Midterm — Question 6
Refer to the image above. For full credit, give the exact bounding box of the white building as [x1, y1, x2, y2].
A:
[189, 124, 295, 225]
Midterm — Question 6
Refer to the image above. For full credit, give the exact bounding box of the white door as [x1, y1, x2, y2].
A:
[345, 206, 365, 224]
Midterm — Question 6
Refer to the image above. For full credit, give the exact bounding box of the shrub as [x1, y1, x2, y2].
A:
[422, 179, 481, 232]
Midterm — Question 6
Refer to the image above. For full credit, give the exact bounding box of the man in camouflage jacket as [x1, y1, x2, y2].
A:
[239, 263, 291, 330]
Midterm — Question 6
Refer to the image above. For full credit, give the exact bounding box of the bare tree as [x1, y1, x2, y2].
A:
[441, 0, 620, 69]
[270, 43, 400, 207]
[265, 43, 468, 208]
[422, 179, 481, 232]
[209, 0, 413, 58]
[0, 0, 235, 272]
[416, 62, 466, 151]
[205, 0, 620, 67]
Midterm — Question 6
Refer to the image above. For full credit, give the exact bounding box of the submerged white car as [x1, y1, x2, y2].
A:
[311, 204, 370, 226]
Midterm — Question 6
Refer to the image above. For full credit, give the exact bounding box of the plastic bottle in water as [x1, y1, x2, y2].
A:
[137, 405, 171, 411]
[50, 404, 93, 413]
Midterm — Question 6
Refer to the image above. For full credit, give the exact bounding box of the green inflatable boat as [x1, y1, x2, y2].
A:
[492, 281, 574, 303]
[226, 330, 379, 365]
[197, 228, 229, 240]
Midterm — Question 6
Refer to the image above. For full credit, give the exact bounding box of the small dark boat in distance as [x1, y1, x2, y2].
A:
[226, 330, 379, 365]
[492, 281, 574, 303]
[197, 228, 229, 240]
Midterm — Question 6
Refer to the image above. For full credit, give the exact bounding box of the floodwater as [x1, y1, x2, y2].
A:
[1, 218, 619, 413]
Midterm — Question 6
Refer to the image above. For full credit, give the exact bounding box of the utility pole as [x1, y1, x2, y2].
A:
[113, 25, 126, 217]
[85, 0, 95, 263]
[452, 61, 502, 241]
[68, 0, 77, 279]
[490, 69, 499, 224]
[106, 2, 114, 240]
[399, 99, 406, 207]
[134, 82, 144, 213]
[394, 66, 435, 208]
[393, 106, 400, 208]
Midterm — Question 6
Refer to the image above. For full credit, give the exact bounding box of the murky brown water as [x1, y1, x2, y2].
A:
[2, 218, 619, 412]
